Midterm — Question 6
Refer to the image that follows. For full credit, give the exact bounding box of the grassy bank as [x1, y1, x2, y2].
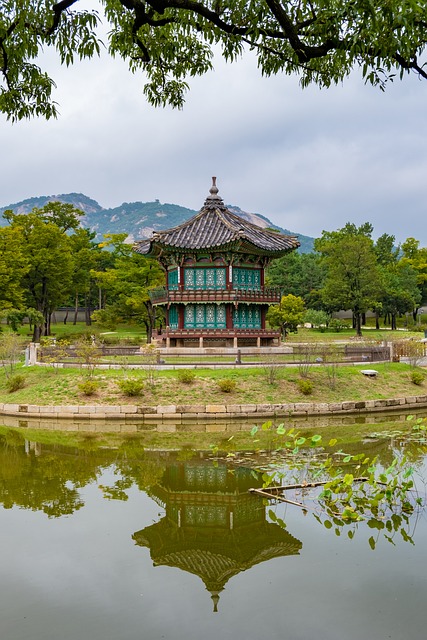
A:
[0, 361, 425, 407]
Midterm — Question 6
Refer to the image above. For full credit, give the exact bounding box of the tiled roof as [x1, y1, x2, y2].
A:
[134, 178, 300, 256]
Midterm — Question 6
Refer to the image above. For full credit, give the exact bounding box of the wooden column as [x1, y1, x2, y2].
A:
[178, 306, 184, 329]
[226, 305, 233, 329]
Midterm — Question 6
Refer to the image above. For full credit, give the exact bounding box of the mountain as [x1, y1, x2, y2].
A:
[0, 192, 315, 253]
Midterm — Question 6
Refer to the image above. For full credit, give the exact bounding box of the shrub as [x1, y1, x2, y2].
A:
[410, 370, 425, 386]
[217, 378, 237, 393]
[5, 374, 26, 393]
[329, 318, 350, 333]
[177, 369, 196, 384]
[78, 379, 100, 396]
[117, 378, 144, 396]
[297, 378, 313, 395]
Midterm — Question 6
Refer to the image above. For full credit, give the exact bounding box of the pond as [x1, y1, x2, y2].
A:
[0, 421, 426, 640]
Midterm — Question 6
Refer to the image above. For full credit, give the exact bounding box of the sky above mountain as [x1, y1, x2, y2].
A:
[1, 28, 426, 246]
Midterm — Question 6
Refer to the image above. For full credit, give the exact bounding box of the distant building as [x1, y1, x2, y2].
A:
[134, 178, 300, 347]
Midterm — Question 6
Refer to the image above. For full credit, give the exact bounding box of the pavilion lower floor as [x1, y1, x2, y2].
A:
[154, 327, 281, 348]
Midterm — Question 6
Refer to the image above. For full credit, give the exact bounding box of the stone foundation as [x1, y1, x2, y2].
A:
[1, 394, 426, 427]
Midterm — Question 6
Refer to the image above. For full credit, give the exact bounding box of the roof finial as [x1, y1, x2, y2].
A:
[207, 176, 220, 200]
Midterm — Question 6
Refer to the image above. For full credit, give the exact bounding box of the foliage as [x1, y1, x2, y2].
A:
[0, 332, 23, 378]
[400, 237, 427, 317]
[2, 203, 84, 341]
[0, 225, 28, 309]
[251, 420, 424, 545]
[217, 378, 237, 393]
[177, 369, 196, 384]
[91, 234, 165, 342]
[410, 369, 425, 386]
[2, 1, 427, 121]
[296, 378, 313, 395]
[74, 338, 101, 377]
[328, 318, 350, 333]
[5, 373, 26, 393]
[117, 378, 144, 397]
[315, 223, 381, 337]
[267, 294, 305, 338]
[2, 307, 44, 333]
[77, 379, 100, 396]
[304, 309, 329, 331]
[140, 342, 160, 386]
[267, 252, 325, 308]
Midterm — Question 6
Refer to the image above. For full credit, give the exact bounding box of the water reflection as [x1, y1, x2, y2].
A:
[2, 426, 427, 639]
[133, 462, 302, 611]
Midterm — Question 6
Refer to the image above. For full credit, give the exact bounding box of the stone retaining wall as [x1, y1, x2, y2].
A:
[1, 395, 427, 424]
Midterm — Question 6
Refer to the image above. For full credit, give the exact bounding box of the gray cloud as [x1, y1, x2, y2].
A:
[1, 43, 426, 245]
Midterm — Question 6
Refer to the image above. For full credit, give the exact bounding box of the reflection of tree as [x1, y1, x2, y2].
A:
[133, 462, 302, 611]
[0, 431, 112, 517]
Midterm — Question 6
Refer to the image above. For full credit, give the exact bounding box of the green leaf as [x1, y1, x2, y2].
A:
[368, 536, 376, 550]
[276, 424, 286, 435]
[250, 426, 258, 436]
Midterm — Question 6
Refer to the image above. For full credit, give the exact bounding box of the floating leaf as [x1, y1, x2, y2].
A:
[329, 438, 338, 447]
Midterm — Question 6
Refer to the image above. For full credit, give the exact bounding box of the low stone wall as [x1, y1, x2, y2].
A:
[1, 395, 427, 424]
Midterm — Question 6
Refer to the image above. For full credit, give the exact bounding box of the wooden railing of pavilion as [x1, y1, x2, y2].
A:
[149, 287, 282, 305]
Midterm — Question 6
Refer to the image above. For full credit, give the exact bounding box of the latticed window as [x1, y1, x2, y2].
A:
[184, 304, 226, 328]
[168, 305, 178, 329]
[168, 269, 179, 290]
[233, 305, 261, 328]
[232, 268, 261, 290]
[184, 268, 227, 290]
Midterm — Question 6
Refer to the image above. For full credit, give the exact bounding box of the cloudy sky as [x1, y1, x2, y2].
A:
[1, 10, 427, 245]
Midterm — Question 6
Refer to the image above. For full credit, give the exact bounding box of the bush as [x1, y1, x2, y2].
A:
[217, 378, 237, 393]
[177, 369, 196, 384]
[297, 378, 314, 395]
[117, 378, 144, 396]
[78, 379, 100, 396]
[5, 374, 26, 393]
[329, 318, 350, 333]
[410, 370, 425, 386]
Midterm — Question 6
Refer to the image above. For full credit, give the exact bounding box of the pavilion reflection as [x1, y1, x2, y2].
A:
[132, 461, 302, 611]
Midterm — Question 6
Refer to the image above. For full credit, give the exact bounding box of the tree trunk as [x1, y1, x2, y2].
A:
[73, 292, 79, 325]
[391, 313, 397, 331]
[355, 312, 362, 337]
[84, 292, 92, 326]
[32, 324, 42, 342]
[63, 309, 69, 325]
[375, 311, 380, 330]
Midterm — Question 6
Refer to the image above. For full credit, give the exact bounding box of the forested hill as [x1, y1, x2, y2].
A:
[0, 192, 315, 253]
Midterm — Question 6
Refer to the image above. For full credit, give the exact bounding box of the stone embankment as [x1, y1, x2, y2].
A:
[1, 395, 427, 424]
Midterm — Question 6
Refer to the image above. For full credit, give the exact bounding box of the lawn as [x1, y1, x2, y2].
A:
[0, 361, 425, 407]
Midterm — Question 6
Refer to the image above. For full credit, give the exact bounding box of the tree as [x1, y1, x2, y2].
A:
[378, 262, 421, 330]
[400, 237, 427, 320]
[0, 225, 28, 310]
[267, 252, 325, 309]
[3, 204, 80, 341]
[91, 234, 165, 341]
[314, 223, 380, 337]
[266, 293, 305, 338]
[2, 1, 427, 121]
